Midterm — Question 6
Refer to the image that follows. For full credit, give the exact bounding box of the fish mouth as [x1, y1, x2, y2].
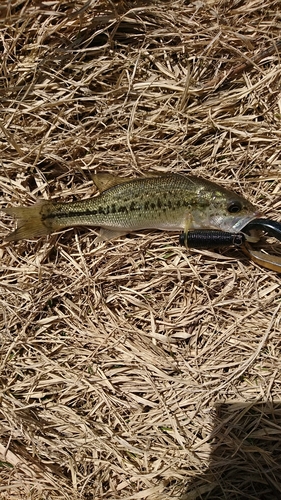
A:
[230, 212, 262, 233]
[218, 212, 262, 234]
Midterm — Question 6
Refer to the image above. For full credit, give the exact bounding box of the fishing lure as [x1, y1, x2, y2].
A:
[179, 220, 281, 273]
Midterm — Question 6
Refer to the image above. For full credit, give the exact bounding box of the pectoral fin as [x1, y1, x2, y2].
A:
[180, 214, 193, 247]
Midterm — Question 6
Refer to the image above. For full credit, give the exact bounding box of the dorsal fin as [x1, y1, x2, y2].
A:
[92, 171, 170, 193]
[91, 173, 133, 193]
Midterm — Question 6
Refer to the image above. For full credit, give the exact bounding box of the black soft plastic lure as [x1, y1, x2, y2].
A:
[179, 219, 281, 273]
[179, 230, 245, 249]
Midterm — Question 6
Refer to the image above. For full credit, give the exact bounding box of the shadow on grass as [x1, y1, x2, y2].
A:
[182, 401, 281, 500]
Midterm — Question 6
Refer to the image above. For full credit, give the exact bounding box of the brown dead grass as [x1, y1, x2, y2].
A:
[1, 1, 281, 499]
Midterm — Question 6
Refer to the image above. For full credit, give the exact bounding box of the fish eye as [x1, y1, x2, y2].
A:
[227, 201, 243, 213]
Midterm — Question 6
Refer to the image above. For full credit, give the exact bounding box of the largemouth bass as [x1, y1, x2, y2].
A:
[4, 172, 259, 242]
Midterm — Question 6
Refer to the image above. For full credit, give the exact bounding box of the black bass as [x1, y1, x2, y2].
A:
[4, 172, 259, 242]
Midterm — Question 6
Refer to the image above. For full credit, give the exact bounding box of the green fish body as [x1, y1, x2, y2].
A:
[4, 173, 259, 242]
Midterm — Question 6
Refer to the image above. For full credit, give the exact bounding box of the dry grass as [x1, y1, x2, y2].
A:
[1, 1, 281, 499]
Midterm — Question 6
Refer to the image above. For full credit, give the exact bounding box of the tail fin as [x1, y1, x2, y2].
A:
[4, 202, 51, 241]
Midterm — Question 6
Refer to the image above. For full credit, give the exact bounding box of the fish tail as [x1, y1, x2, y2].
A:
[4, 201, 52, 241]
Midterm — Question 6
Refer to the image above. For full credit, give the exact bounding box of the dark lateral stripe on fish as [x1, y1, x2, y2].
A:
[42, 205, 129, 219]
[42, 198, 196, 221]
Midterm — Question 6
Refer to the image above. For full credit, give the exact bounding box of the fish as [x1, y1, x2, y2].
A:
[3, 172, 259, 242]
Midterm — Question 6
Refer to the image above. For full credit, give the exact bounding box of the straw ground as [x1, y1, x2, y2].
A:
[1, 1, 281, 499]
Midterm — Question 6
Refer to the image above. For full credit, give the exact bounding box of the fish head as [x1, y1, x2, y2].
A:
[192, 180, 261, 234]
